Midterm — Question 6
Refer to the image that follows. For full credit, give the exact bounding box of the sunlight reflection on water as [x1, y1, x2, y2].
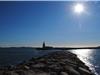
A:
[69, 49, 98, 75]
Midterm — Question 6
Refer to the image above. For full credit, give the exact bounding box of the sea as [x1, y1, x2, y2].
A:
[0, 48, 99, 75]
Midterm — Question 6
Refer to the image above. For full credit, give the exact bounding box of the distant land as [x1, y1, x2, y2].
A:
[0, 46, 100, 50]
[0, 42, 100, 50]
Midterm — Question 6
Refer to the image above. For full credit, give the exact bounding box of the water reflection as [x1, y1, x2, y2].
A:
[69, 49, 98, 75]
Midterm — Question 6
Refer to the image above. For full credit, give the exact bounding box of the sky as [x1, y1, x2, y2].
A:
[0, 1, 100, 47]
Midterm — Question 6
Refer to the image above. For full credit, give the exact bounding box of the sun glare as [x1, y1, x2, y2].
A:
[74, 3, 84, 14]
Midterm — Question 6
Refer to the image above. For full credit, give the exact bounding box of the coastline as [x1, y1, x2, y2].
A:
[0, 50, 95, 75]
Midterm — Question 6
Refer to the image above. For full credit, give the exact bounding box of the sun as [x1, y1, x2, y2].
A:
[74, 3, 84, 14]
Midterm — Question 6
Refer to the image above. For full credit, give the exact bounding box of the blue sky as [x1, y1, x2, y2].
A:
[0, 1, 100, 47]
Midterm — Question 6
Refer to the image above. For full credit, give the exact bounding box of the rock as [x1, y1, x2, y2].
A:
[36, 72, 50, 75]
[32, 63, 45, 68]
[16, 70, 25, 75]
[79, 67, 93, 75]
[63, 65, 80, 75]
[23, 65, 30, 70]
[2, 71, 18, 75]
[50, 72, 57, 75]
[60, 72, 68, 75]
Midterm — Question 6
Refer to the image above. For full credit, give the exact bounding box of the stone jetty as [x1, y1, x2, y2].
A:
[0, 51, 95, 75]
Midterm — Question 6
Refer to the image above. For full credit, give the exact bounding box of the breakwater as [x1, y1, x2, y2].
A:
[0, 51, 95, 75]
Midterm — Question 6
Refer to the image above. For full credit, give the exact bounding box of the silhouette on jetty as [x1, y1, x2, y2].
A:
[36, 42, 100, 50]
[37, 42, 53, 50]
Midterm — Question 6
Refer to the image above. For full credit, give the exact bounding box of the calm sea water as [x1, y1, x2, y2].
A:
[69, 49, 100, 75]
[0, 48, 99, 75]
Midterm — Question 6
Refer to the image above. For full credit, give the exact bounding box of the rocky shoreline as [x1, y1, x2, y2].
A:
[0, 51, 95, 75]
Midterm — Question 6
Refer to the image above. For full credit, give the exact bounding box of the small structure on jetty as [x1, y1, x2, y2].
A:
[42, 41, 53, 49]
[43, 42, 46, 48]
[37, 42, 53, 50]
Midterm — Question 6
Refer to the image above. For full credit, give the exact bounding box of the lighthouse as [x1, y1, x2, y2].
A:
[43, 42, 46, 48]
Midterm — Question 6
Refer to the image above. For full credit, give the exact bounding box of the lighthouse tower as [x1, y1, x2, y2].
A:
[42, 42, 46, 48]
